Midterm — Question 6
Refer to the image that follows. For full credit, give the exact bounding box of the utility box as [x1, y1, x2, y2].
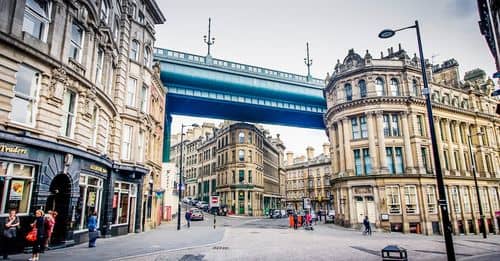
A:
[381, 245, 408, 261]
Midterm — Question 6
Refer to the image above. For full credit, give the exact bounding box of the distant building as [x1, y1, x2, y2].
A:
[324, 47, 500, 235]
[285, 144, 332, 212]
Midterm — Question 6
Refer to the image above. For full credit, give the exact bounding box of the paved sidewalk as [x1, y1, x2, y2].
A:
[7, 223, 225, 261]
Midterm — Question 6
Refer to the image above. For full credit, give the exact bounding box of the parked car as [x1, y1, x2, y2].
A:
[219, 204, 228, 216]
[325, 210, 335, 223]
[190, 208, 204, 221]
[197, 201, 208, 209]
[191, 199, 199, 206]
[182, 197, 192, 204]
[280, 209, 287, 217]
[271, 209, 285, 219]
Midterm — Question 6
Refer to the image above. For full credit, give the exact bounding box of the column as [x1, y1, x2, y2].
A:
[468, 186, 480, 235]
[235, 190, 239, 214]
[347, 187, 354, 226]
[401, 111, 414, 173]
[433, 116, 445, 173]
[458, 187, 469, 235]
[338, 120, 346, 174]
[475, 125, 489, 178]
[366, 112, 379, 171]
[455, 123, 467, 174]
[376, 111, 388, 173]
[342, 118, 353, 176]
[445, 119, 457, 173]
[418, 184, 431, 235]
[244, 190, 248, 215]
[372, 186, 381, 228]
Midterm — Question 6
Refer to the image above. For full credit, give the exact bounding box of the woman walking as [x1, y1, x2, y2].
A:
[30, 209, 45, 261]
[43, 211, 56, 249]
[2, 209, 20, 260]
[87, 211, 98, 248]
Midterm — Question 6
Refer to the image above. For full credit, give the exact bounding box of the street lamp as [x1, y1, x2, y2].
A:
[379, 20, 456, 261]
[467, 132, 487, 238]
[177, 123, 199, 231]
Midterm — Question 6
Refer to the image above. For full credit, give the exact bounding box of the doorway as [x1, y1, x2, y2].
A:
[46, 174, 72, 245]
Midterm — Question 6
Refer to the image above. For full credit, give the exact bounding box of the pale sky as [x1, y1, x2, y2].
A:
[155, 0, 496, 156]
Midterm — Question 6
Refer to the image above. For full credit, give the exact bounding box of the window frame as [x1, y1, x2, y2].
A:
[10, 64, 41, 127]
[22, 0, 51, 42]
[69, 22, 85, 63]
[0, 162, 36, 216]
[60, 89, 78, 138]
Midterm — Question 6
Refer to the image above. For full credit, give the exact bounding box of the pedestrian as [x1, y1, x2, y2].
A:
[363, 216, 372, 235]
[305, 211, 312, 227]
[30, 209, 46, 261]
[318, 210, 322, 222]
[2, 209, 20, 260]
[43, 211, 55, 249]
[185, 210, 192, 228]
[88, 211, 98, 248]
[292, 212, 298, 230]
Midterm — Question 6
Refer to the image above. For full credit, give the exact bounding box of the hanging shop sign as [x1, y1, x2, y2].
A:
[9, 180, 24, 200]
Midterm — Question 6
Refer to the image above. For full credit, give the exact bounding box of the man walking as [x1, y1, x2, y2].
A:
[292, 212, 298, 230]
[363, 216, 371, 235]
[185, 210, 192, 228]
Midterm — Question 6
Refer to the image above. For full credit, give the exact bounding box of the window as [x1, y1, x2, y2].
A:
[0, 162, 35, 215]
[387, 147, 403, 174]
[443, 150, 449, 170]
[449, 123, 456, 142]
[140, 85, 148, 112]
[138, 130, 144, 162]
[238, 170, 245, 184]
[238, 150, 245, 161]
[144, 47, 151, 67]
[490, 188, 499, 212]
[359, 80, 367, 98]
[375, 78, 385, 96]
[113, 16, 120, 41]
[404, 185, 418, 214]
[351, 118, 359, 139]
[95, 48, 104, 86]
[351, 116, 367, 139]
[69, 22, 84, 62]
[248, 170, 252, 183]
[138, 11, 144, 24]
[130, 40, 139, 61]
[390, 78, 400, 96]
[450, 186, 460, 213]
[383, 114, 400, 136]
[121, 124, 132, 160]
[11, 65, 40, 125]
[462, 187, 471, 213]
[238, 132, 245, 143]
[100, 0, 109, 23]
[363, 148, 371, 175]
[75, 175, 103, 230]
[454, 151, 460, 171]
[22, 0, 51, 41]
[91, 106, 99, 147]
[354, 149, 361, 176]
[416, 115, 424, 136]
[421, 147, 429, 173]
[395, 147, 403, 174]
[360, 116, 367, 138]
[126, 78, 137, 107]
[345, 84, 352, 101]
[386, 147, 394, 174]
[427, 185, 437, 214]
[479, 187, 489, 212]
[412, 79, 419, 96]
[112, 182, 137, 224]
[61, 89, 77, 137]
[386, 186, 401, 214]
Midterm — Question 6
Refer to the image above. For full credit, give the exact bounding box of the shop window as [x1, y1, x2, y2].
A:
[11, 64, 40, 126]
[112, 182, 137, 225]
[0, 162, 35, 215]
[75, 175, 103, 231]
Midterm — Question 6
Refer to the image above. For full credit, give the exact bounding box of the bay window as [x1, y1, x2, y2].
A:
[0, 162, 35, 215]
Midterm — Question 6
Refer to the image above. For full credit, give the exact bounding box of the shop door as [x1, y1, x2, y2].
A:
[238, 192, 245, 214]
[46, 174, 72, 245]
[355, 196, 364, 223]
[366, 196, 376, 222]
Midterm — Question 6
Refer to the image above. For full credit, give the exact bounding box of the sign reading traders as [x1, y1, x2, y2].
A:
[0, 144, 28, 155]
[89, 164, 108, 174]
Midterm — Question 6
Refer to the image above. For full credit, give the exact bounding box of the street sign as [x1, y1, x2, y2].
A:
[210, 195, 220, 208]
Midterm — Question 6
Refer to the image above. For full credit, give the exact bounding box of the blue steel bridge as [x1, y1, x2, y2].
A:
[153, 48, 327, 160]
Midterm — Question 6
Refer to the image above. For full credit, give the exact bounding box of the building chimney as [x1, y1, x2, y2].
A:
[286, 152, 294, 165]
[306, 146, 314, 161]
[322, 143, 330, 155]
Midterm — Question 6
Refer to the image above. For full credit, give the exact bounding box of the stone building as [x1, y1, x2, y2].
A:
[0, 0, 165, 249]
[170, 121, 286, 216]
[285, 144, 332, 212]
[324, 47, 500, 235]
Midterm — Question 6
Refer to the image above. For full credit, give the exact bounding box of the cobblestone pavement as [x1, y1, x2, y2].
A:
[6, 215, 500, 261]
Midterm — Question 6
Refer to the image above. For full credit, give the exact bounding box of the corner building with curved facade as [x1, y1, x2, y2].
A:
[324, 47, 500, 235]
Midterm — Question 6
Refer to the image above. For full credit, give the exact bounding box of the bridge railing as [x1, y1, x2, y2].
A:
[154, 48, 325, 87]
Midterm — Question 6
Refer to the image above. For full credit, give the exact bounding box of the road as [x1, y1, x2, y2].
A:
[7, 211, 500, 261]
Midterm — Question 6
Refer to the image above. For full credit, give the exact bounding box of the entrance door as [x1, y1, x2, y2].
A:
[238, 192, 245, 214]
[46, 174, 72, 245]
[355, 196, 364, 223]
[366, 196, 376, 222]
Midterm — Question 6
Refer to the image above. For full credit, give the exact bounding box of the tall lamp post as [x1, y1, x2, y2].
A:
[467, 132, 487, 238]
[177, 123, 198, 230]
[379, 20, 456, 261]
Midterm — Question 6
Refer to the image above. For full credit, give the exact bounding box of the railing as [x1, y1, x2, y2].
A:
[154, 48, 325, 87]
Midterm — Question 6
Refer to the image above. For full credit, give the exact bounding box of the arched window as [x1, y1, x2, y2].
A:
[345, 83, 352, 101]
[359, 80, 367, 98]
[375, 78, 385, 96]
[130, 40, 139, 61]
[390, 78, 400, 96]
[238, 132, 245, 143]
[412, 79, 419, 96]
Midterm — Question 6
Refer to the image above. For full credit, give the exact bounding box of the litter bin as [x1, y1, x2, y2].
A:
[381, 245, 407, 261]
